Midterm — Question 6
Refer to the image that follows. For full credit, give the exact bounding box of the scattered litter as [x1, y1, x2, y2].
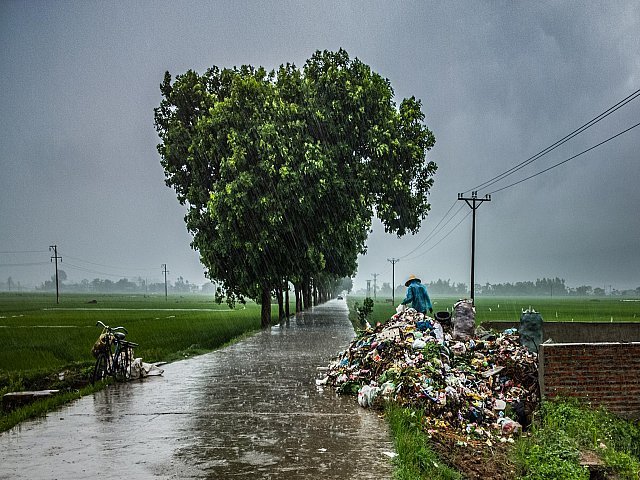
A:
[129, 358, 164, 379]
[322, 306, 539, 442]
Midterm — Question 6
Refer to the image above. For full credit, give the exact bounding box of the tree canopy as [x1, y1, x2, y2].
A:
[154, 49, 437, 326]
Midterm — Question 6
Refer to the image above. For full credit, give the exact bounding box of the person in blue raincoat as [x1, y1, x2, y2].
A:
[401, 274, 433, 314]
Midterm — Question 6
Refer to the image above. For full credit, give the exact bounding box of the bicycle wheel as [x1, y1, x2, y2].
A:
[114, 347, 131, 381]
[92, 352, 109, 384]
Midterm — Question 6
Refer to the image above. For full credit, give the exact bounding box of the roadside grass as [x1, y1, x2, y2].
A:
[515, 399, 640, 479]
[0, 292, 292, 432]
[386, 404, 462, 480]
[0, 380, 107, 432]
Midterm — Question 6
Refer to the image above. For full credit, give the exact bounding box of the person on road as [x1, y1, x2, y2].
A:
[401, 274, 433, 314]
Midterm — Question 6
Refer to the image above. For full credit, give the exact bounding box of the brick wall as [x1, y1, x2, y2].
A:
[480, 321, 640, 344]
[539, 342, 640, 419]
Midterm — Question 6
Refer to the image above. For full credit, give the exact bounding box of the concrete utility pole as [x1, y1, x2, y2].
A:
[366, 279, 371, 299]
[49, 245, 62, 304]
[387, 258, 399, 304]
[372, 273, 380, 300]
[161, 264, 169, 301]
[457, 192, 491, 305]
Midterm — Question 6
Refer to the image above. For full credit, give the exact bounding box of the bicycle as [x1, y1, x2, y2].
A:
[91, 321, 139, 384]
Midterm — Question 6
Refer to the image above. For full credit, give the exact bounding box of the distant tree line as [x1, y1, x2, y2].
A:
[34, 271, 204, 294]
[355, 277, 640, 298]
[479, 278, 640, 297]
[28, 273, 355, 298]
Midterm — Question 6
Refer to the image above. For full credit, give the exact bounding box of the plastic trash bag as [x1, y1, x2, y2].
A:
[497, 416, 522, 436]
[357, 385, 380, 408]
[453, 299, 475, 340]
[412, 338, 427, 350]
[519, 308, 543, 353]
[433, 321, 444, 342]
[129, 358, 164, 379]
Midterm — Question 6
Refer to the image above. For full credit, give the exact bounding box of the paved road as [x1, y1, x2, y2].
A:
[0, 300, 394, 479]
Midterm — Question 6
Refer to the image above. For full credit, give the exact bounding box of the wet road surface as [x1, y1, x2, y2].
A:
[0, 300, 394, 479]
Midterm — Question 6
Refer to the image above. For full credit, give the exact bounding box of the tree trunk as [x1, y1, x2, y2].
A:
[303, 278, 311, 310]
[294, 283, 301, 313]
[261, 285, 271, 328]
[313, 279, 318, 306]
[277, 284, 284, 320]
[285, 280, 290, 318]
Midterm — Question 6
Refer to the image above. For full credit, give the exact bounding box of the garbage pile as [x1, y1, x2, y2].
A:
[318, 303, 539, 442]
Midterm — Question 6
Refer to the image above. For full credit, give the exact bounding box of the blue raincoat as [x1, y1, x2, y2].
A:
[401, 280, 433, 313]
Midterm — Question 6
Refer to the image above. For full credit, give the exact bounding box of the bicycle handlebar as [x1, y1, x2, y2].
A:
[95, 321, 128, 335]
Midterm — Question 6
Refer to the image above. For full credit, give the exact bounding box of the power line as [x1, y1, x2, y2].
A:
[62, 262, 149, 279]
[402, 90, 640, 266]
[50, 245, 62, 304]
[399, 205, 468, 261]
[398, 200, 460, 259]
[0, 262, 50, 267]
[162, 264, 169, 300]
[488, 120, 640, 195]
[372, 273, 380, 300]
[457, 193, 491, 304]
[0, 250, 49, 254]
[463, 87, 640, 194]
[387, 258, 399, 304]
[403, 210, 472, 262]
[60, 253, 157, 273]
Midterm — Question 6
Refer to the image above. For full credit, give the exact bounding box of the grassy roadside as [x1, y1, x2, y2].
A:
[385, 399, 640, 479]
[514, 399, 640, 479]
[386, 404, 462, 480]
[0, 293, 292, 432]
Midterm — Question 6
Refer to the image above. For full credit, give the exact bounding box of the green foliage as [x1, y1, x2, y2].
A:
[154, 49, 437, 323]
[602, 449, 639, 479]
[515, 399, 640, 479]
[354, 297, 374, 324]
[386, 404, 462, 480]
[516, 429, 588, 480]
[336, 380, 361, 396]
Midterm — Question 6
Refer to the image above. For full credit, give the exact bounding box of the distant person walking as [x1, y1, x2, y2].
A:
[401, 274, 433, 314]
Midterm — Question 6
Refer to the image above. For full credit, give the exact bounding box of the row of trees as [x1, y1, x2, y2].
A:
[5, 273, 354, 299]
[155, 49, 437, 326]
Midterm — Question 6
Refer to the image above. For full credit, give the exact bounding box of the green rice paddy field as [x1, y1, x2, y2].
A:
[349, 295, 640, 327]
[0, 292, 277, 376]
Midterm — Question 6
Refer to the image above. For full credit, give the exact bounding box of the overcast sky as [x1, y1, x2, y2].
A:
[1, 1, 638, 292]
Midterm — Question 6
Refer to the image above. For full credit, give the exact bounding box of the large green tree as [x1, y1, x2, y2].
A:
[154, 49, 436, 327]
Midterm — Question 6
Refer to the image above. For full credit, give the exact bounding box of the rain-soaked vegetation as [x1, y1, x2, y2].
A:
[154, 48, 437, 327]
[513, 399, 640, 480]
